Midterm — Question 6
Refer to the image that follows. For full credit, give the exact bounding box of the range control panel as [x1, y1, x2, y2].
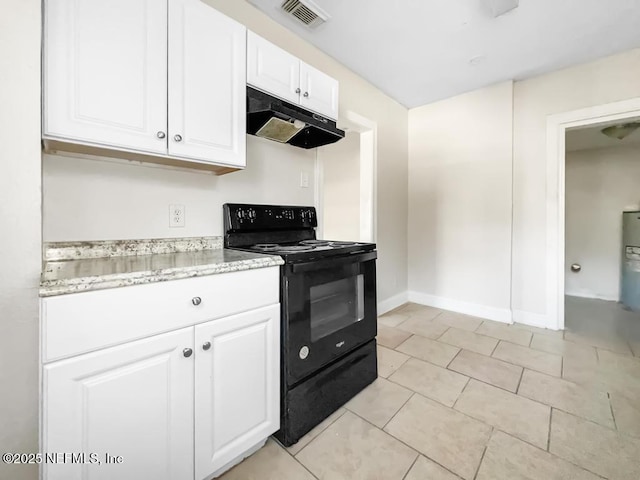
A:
[224, 204, 318, 231]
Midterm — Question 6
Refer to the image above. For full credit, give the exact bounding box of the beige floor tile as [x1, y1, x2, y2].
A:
[404, 455, 460, 480]
[630, 340, 640, 357]
[219, 439, 315, 480]
[378, 345, 410, 378]
[376, 325, 412, 349]
[530, 333, 598, 361]
[550, 409, 640, 480]
[398, 303, 442, 317]
[492, 341, 562, 377]
[476, 430, 600, 480]
[344, 377, 412, 428]
[475, 321, 532, 346]
[378, 312, 411, 327]
[448, 349, 523, 392]
[610, 392, 640, 439]
[286, 408, 346, 455]
[518, 369, 614, 428]
[438, 328, 498, 356]
[512, 322, 564, 338]
[564, 329, 633, 355]
[395, 334, 460, 367]
[296, 411, 417, 480]
[396, 316, 450, 339]
[385, 394, 491, 480]
[433, 311, 484, 332]
[454, 379, 550, 449]
[389, 358, 469, 407]
[597, 348, 640, 376]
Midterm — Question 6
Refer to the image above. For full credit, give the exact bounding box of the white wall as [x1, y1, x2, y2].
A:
[0, 1, 41, 479]
[565, 145, 640, 300]
[513, 48, 640, 321]
[320, 131, 360, 241]
[43, 136, 315, 241]
[407, 82, 514, 322]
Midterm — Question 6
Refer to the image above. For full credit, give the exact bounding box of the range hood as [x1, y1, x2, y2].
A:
[247, 86, 344, 149]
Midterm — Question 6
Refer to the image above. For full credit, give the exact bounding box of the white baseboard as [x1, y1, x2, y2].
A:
[377, 291, 409, 315]
[407, 291, 512, 324]
[511, 310, 557, 330]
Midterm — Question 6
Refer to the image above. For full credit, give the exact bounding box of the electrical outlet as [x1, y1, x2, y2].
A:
[300, 172, 309, 188]
[169, 204, 185, 228]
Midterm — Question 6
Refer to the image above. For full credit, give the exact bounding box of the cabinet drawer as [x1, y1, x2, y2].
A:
[42, 267, 279, 363]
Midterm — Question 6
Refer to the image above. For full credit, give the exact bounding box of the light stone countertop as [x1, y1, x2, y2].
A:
[40, 237, 283, 297]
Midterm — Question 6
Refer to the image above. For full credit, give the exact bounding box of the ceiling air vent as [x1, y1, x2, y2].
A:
[281, 0, 330, 28]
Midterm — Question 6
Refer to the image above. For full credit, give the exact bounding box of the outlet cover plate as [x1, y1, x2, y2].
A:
[169, 204, 185, 228]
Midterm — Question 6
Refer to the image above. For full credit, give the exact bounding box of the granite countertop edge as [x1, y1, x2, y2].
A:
[39, 254, 284, 298]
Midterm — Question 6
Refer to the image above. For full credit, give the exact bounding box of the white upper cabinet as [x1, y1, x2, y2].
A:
[44, 0, 246, 170]
[247, 31, 300, 105]
[168, 0, 246, 166]
[44, 0, 168, 154]
[247, 31, 339, 120]
[43, 328, 194, 480]
[194, 304, 280, 479]
[299, 62, 339, 120]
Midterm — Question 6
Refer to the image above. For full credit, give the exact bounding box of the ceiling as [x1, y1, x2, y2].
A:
[247, 0, 640, 108]
[566, 120, 640, 152]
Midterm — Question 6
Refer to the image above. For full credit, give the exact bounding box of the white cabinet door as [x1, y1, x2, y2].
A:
[44, 0, 167, 153]
[168, 0, 246, 166]
[43, 328, 194, 480]
[194, 304, 280, 479]
[299, 62, 339, 120]
[247, 31, 300, 105]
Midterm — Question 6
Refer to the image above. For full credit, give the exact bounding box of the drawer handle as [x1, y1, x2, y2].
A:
[183, 348, 193, 358]
[192, 297, 202, 306]
[202, 342, 211, 351]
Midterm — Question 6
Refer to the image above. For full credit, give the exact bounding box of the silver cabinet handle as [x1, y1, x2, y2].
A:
[192, 297, 202, 306]
[174, 134, 183, 142]
[295, 88, 301, 94]
[156, 131, 166, 139]
[303, 92, 309, 98]
[202, 342, 211, 351]
[183, 348, 193, 358]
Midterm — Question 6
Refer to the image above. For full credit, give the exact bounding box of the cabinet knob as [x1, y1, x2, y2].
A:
[183, 348, 193, 358]
[295, 88, 301, 94]
[192, 297, 202, 306]
[202, 341, 211, 351]
[156, 131, 166, 139]
[174, 134, 183, 142]
[303, 92, 309, 98]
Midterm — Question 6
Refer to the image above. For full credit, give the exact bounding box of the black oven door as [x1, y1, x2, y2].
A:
[282, 251, 377, 386]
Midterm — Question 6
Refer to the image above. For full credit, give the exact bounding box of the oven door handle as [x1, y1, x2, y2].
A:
[290, 251, 377, 273]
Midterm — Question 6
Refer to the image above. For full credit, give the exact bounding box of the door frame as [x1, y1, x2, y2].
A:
[315, 110, 378, 242]
[546, 97, 640, 330]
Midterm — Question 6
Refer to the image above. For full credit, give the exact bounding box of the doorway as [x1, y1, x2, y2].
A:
[546, 97, 640, 332]
[315, 111, 377, 243]
[563, 120, 640, 354]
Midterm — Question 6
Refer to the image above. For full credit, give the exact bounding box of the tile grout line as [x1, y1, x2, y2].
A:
[489, 339, 500, 357]
[472, 428, 492, 480]
[445, 348, 463, 369]
[400, 453, 419, 480]
[546, 408, 553, 452]
[451, 377, 471, 410]
[515, 367, 525, 394]
[382, 391, 416, 431]
[607, 392, 618, 432]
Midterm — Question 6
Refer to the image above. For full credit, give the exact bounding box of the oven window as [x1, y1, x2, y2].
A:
[310, 274, 364, 342]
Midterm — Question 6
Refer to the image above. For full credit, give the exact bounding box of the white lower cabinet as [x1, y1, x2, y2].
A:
[195, 305, 280, 479]
[42, 300, 280, 480]
[43, 328, 195, 480]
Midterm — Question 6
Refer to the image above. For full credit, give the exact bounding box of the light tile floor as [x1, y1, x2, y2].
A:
[219, 298, 640, 480]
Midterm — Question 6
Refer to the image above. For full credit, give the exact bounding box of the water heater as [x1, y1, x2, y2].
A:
[621, 211, 640, 311]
